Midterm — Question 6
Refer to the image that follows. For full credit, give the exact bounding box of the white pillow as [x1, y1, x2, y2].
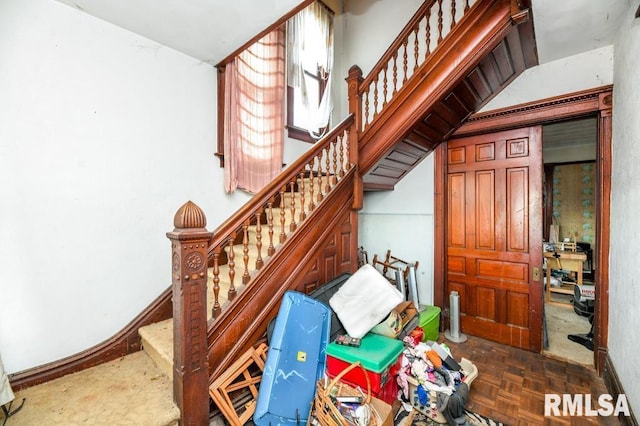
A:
[329, 264, 404, 339]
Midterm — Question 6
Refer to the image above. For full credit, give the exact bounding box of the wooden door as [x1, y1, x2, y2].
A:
[446, 126, 543, 351]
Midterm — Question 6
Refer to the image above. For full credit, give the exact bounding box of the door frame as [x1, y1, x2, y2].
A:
[434, 85, 613, 373]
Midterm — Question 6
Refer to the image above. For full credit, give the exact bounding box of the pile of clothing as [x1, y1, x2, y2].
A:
[396, 339, 476, 425]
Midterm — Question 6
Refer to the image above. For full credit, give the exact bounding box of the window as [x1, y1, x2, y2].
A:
[215, 1, 334, 192]
[286, 2, 334, 142]
[287, 67, 327, 142]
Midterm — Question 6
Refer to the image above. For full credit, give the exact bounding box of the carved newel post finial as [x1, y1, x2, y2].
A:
[173, 200, 207, 229]
[167, 200, 212, 426]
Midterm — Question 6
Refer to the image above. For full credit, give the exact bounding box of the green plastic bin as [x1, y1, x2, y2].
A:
[419, 305, 441, 341]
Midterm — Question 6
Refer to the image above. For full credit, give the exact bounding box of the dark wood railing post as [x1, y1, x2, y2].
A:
[166, 201, 212, 426]
[346, 65, 364, 210]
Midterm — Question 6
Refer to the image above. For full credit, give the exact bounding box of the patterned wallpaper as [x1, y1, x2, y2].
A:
[552, 163, 596, 249]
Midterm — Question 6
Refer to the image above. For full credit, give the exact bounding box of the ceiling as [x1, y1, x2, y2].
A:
[530, 0, 630, 64]
[54, 0, 303, 64]
[54, 0, 631, 66]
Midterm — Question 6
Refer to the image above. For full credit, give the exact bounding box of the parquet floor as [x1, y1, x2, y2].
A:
[441, 334, 619, 425]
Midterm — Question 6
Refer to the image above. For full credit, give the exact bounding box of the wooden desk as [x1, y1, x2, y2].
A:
[544, 251, 587, 303]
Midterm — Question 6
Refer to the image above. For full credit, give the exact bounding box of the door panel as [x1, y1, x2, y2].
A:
[446, 127, 543, 351]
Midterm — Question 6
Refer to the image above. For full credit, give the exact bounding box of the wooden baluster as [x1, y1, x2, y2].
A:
[339, 134, 346, 178]
[299, 171, 307, 220]
[308, 165, 316, 211]
[279, 186, 286, 243]
[373, 76, 379, 118]
[267, 199, 275, 256]
[414, 25, 420, 72]
[345, 130, 351, 172]
[451, 0, 457, 28]
[255, 209, 264, 269]
[316, 154, 324, 202]
[332, 139, 338, 185]
[425, 11, 432, 59]
[464, 0, 470, 12]
[227, 232, 237, 301]
[382, 67, 388, 107]
[392, 52, 398, 95]
[289, 181, 297, 232]
[212, 248, 221, 319]
[437, 0, 444, 43]
[402, 39, 409, 83]
[325, 146, 331, 194]
[364, 88, 370, 127]
[242, 221, 250, 285]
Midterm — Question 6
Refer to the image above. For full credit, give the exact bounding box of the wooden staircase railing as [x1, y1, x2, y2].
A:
[358, 0, 478, 132]
[168, 113, 357, 424]
[206, 114, 356, 319]
[353, 0, 534, 188]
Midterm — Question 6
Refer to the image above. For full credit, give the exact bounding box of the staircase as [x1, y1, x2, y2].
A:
[137, 176, 333, 380]
[8, 1, 537, 424]
[143, 2, 537, 422]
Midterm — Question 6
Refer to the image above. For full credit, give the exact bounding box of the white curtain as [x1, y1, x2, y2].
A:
[287, 1, 334, 138]
[224, 29, 286, 193]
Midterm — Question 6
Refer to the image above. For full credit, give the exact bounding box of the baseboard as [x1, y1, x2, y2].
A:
[603, 353, 639, 425]
[8, 287, 173, 391]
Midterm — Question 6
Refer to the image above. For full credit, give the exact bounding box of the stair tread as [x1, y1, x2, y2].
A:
[139, 318, 174, 378]
[12, 351, 180, 426]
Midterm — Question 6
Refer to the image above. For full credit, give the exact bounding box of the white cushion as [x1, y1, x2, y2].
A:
[329, 264, 404, 339]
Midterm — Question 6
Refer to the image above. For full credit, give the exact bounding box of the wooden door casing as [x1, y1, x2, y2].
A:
[446, 126, 543, 351]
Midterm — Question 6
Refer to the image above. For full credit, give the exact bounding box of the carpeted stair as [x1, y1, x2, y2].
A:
[10, 352, 180, 425]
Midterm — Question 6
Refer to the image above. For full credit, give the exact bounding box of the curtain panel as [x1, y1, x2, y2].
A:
[224, 29, 286, 193]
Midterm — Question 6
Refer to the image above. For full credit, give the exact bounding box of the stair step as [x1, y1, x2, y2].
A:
[11, 351, 180, 425]
[140, 274, 233, 380]
[139, 318, 173, 378]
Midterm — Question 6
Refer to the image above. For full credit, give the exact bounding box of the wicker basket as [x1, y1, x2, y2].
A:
[312, 361, 379, 426]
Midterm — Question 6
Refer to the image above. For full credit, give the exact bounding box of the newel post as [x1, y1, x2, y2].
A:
[346, 65, 364, 210]
[166, 201, 212, 425]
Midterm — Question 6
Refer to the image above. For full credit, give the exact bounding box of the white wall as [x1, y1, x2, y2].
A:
[482, 45, 614, 112]
[337, 0, 435, 306]
[359, 155, 435, 306]
[608, 0, 640, 414]
[0, 0, 251, 373]
[335, 0, 424, 119]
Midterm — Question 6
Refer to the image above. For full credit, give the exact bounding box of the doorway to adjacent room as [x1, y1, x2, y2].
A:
[541, 118, 598, 367]
[434, 86, 612, 373]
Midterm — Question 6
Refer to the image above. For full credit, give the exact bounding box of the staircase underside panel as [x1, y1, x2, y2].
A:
[361, 3, 537, 191]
